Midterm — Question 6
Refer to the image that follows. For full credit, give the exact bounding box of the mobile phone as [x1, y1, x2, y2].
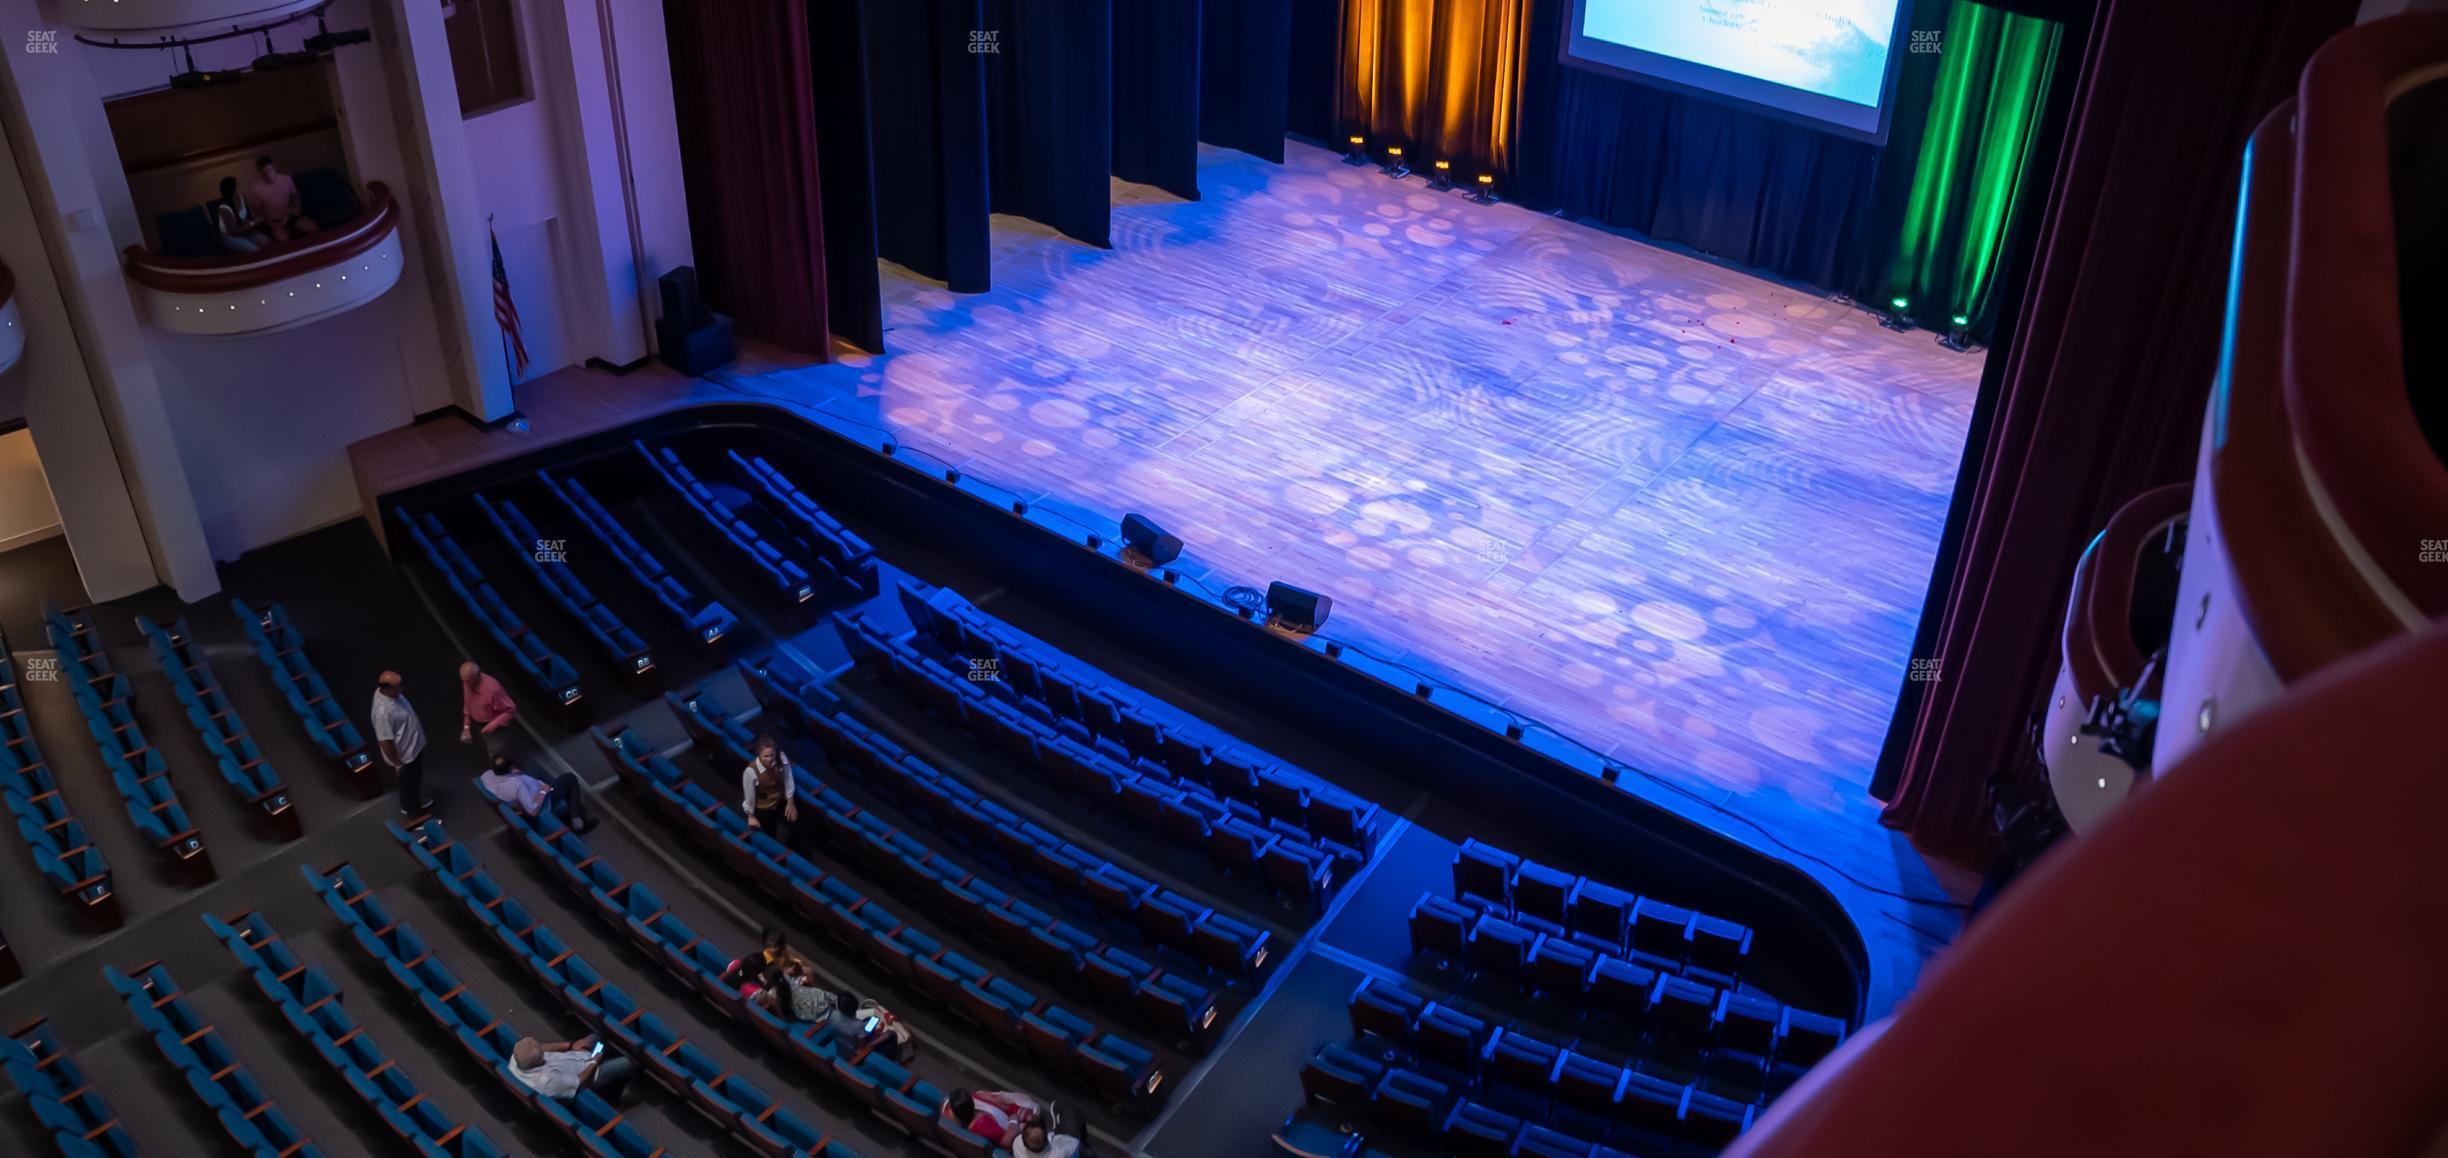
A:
[589, 1040, 605, 1058]
[861, 1015, 881, 1034]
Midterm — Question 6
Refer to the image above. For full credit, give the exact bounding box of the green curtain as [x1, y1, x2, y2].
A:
[1881, 0, 2062, 337]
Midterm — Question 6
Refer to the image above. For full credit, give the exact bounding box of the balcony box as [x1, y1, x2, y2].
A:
[123, 182, 403, 337]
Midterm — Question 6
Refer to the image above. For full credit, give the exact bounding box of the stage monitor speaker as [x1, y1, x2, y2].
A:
[659, 265, 712, 330]
[1267, 582, 1332, 632]
[1121, 513, 1181, 565]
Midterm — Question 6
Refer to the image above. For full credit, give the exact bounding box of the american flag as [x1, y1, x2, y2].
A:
[491, 228, 529, 377]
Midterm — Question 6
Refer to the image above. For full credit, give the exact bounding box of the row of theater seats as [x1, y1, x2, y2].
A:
[1344, 974, 1801, 1137]
[475, 493, 655, 675]
[137, 615, 301, 841]
[1455, 842, 1750, 988]
[538, 471, 737, 645]
[719, 665, 1275, 977]
[637, 441, 879, 608]
[1294, 1040, 1683, 1158]
[307, 860, 672, 1157]
[399, 511, 585, 706]
[836, 611, 1362, 905]
[727, 449, 880, 601]
[235, 600, 379, 798]
[482, 784, 1018, 1158]
[594, 727, 1168, 1103]
[205, 910, 506, 1156]
[1, 1019, 135, 1157]
[893, 583, 1383, 854]
[102, 961, 327, 1157]
[396, 818, 871, 1157]
[43, 604, 213, 884]
[0, 629, 115, 928]
[1407, 894, 1844, 1081]
[665, 679, 1231, 1041]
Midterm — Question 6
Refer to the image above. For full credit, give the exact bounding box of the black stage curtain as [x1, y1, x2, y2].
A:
[1114, 0, 1203, 199]
[1509, 0, 1946, 291]
[1287, 0, 1343, 142]
[1200, 0, 1292, 162]
[661, 0, 830, 355]
[807, 1, 883, 353]
[982, 0, 1115, 247]
[860, 0, 992, 293]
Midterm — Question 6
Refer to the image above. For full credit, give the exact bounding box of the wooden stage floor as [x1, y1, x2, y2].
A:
[355, 141, 1980, 999]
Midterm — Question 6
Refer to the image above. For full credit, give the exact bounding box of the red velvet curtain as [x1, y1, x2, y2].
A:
[1879, 0, 2362, 860]
[662, 0, 832, 356]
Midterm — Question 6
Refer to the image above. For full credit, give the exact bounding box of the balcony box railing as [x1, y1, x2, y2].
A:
[123, 181, 403, 338]
[41, 0, 326, 36]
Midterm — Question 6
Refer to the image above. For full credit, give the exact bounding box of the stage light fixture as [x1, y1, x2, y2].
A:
[1266, 582, 1333, 633]
[1470, 174, 1499, 204]
[1940, 313, 1977, 352]
[1881, 295, 1912, 331]
[1343, 135, 1369, 166]
[1120, 512, 1182, 566]
[1428, 159, 1454, 192]
[1381, 146, 1410, 179]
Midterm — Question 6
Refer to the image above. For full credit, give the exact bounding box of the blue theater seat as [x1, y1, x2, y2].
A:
[1409, 894, 1477, 960]
[396, 514, 584, 706]
[1443, 1099, 1523, 1157]
[138, 615, 300, 839]
[204, 910, 507, 1157]
[104, 962, 328, 1157]
[0, 632, 117, 927]
[43, 604, 211, 883]
[232, 600, 378, 795]
[2, 1020, 138, 1158]
[590, 725, 1171, 1103]
[728, 450, 880, 599]
[540, 471, 736, 644]
[637, 441, 820, 603]
[1301, 1042, 1386, 1108]
[473, 493, 653, 674]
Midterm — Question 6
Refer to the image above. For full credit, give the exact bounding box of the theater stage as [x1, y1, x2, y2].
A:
[355, 140, 1980, 996]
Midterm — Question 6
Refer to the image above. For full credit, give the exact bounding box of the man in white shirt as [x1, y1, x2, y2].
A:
[1011, 1121, 1081, 1158]
[508, 1035, 633, 1105]
[371, 670, 434, 816]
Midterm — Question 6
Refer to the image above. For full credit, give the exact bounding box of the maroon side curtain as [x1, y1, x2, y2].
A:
[1879, 0, 2361, 861]
[663, 0, 831, 357]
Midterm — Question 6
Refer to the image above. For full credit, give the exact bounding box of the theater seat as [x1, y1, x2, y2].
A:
[1409, 895, 1475, 960]
[1302, 1043, 1385, 1108]
[1349, 977, 1425, 1046]
[1454, 839, 1518, 909]
[1442, 1100, 1523, 1158]
[1374, 1069, 1451, 1138]
[1415, 1004, 1488, 1071]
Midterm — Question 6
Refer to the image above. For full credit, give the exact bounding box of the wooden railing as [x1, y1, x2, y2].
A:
[121, 181, 397, 294]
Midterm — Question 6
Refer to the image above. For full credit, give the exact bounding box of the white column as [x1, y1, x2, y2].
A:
[0, 7, 219, 601]
[369, 0, 514, 420]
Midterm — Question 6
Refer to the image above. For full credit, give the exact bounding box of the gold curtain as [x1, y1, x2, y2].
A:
[1339, 0, 1529, 177]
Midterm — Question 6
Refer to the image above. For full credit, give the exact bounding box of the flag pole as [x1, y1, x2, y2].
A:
[489, 213, 516, 389]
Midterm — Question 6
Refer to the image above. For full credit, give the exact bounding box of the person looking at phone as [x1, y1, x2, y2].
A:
[510, 1034, 635, 1105]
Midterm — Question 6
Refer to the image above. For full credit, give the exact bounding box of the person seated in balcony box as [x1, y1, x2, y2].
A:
[719, 926, 795, 993]
[208, 177, 265, 253]
[244, 156, 320, 243]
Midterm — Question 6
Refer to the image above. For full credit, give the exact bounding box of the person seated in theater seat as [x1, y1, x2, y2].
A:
[1011, 1119, 1082, 1158]
[720, 926, 800, 992]
[208, 176, 264, 253]
[243, 156, 319, 243]
[510, 1034, 634, 1105]
[945, 1088, 1044, 1146]
[477, 752, 594, 833]
[842, 993, 916, 1065]
[740, 735, 797, 841]
[781, 960, 838, 1024]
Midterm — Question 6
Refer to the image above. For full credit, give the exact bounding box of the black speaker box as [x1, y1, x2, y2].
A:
[1121, 513, 1182, 565]
[1267, 582, 1332, 632]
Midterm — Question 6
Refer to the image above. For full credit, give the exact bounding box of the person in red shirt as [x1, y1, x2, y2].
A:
[458, 661, 518, 759]
[943, 1088, 1042, 1146]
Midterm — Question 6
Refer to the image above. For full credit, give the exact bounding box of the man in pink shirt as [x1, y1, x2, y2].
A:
[459, 661, 517, 759]
[243, 156, 319, 243]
